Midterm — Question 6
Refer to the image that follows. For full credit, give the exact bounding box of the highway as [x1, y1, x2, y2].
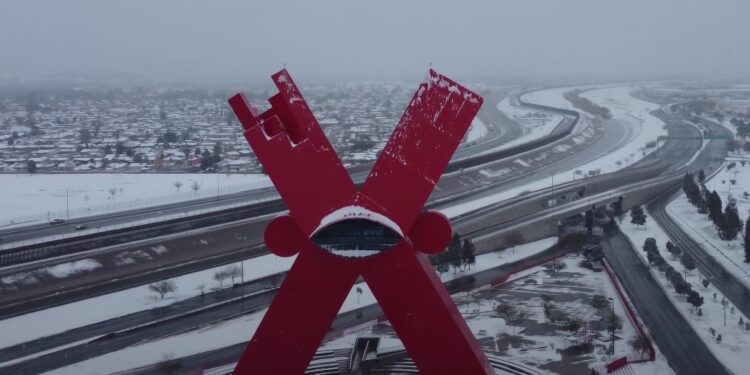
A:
[599, 95, 732, 375]
[602, 230, 731, 375]
[646, 115, 750, 321]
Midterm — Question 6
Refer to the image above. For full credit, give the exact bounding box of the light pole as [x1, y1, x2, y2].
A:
[550, 171, 556, 206]
[240, 259, 245, 312]
[608, 297, 615, 355]
[216, 173, 220, 201]
[61, 185, 73, 222]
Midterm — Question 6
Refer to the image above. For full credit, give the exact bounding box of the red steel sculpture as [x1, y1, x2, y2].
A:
[228, 69, 492, 374]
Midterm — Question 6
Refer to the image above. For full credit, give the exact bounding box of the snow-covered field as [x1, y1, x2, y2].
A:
[0, 173, 271, 227]
[37, 238, 555, 375]
[621, 216, 750, 375]
[442, 85, 669, 218]
[667, 163, 750, 288]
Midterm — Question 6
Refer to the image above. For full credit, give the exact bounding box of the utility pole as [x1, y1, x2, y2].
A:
[550, 171, 556, 206]
[216, 173, 220, 201]
[240, 259, 245, 312]
[61, 185, 72, 222]
[608, 297, 615, 355]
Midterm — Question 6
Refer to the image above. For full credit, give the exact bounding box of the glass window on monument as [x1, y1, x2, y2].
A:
[311, 219, 402, 258]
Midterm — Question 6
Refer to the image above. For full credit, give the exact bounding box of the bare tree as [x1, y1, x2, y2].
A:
[174, 181, 183, 191]
[214, 269, 228, 288]
[503, 231, 524, 253]
[191, 181, 200, 194]
[226, 265, 242, 286]
[108, 187, 117, 199]
[148, 280, 177, 299]
[628, 335, 651, 357]
[196, 283, 206, 297]
[496, 303, 517, 323]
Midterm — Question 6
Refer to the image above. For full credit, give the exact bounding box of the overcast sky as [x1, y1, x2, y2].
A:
[1, 0, 748, 83]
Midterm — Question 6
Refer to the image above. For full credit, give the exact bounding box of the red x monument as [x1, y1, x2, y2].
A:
[228, 69, 493, 374]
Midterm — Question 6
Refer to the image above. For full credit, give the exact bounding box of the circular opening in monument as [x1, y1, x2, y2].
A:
[311, 218, 402, 258]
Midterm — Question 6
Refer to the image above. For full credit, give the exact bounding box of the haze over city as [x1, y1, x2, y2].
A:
[1, 0, 749, 83]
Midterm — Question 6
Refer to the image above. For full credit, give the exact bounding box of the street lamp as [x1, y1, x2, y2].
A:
[607, 297, 615, 355]
[216, 173, 221, 201]
[240, 258, 245, 312]
[61, 185, 73, 222]
[550, 171, 556, 205]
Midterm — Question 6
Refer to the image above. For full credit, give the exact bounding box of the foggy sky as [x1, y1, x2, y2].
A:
[1, 0, 749, 83]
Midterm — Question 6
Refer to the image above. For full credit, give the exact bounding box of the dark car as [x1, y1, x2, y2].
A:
[75, 225, 87, 230]
[49, 218, 66, 225]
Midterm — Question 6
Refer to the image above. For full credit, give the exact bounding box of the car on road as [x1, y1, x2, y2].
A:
[75, 224, 87, 230]
[49, 218, 66, 225]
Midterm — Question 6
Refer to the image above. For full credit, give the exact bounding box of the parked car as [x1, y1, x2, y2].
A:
[75, 225, 87, 230]
[49, 218, 66, 225]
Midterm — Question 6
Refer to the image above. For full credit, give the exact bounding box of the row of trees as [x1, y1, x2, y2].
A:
[563, 90, 612, 119]
[683, 171, 750, 263]
[431, 233, 476, 276]
[148, 264, 245, 300]
[643, 238, 704, 311]
[630, 205, 647, 227]
[730, 117, 750, 139]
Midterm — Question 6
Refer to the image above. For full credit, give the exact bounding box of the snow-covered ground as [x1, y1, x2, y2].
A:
[324, 254, 670, 375]
[581, 86, 666, 168]
[0, 253, 294, 349]
[1, 259, 102, 290]
[667, 163, 750, 289]
[0, 173, 271, 227]
[465, 117, 488, 144]
[442, 85, 669, 218]
[37, 238, 554, 375]
[621, 216, 750, 375]
[492, 96, 562, 150]
[521, 87, 586, 112]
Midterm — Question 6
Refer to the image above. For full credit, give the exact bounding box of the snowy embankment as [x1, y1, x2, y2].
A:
[581, 86, 666, 168]
[487, 96, 562, 152]
[464, 117, 488, 144]
[666, 163, 750, 288]
[521, 87, 582, 111]
[621, 217, 750, 375]
[38, 238, 554, 375]
[0, 173, 271, 228]
[442, 85, 669, 218]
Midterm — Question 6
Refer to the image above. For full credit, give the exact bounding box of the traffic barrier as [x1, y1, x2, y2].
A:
[592, 259, 655, 374]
